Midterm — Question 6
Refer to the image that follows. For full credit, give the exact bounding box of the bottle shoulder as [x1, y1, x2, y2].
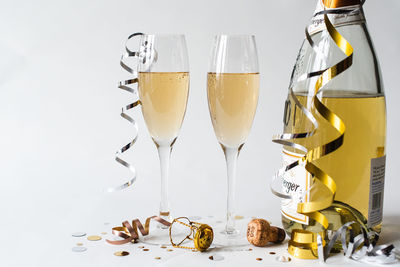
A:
[289, 23, 384, 96]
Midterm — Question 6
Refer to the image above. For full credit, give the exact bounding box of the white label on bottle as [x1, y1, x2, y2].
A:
[308, 0, 365, 35]
[281, 149, 311, 225]
[368, 156, 385, 228]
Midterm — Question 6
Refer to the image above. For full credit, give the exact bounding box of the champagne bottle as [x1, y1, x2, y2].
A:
[281, 0, 386, 240]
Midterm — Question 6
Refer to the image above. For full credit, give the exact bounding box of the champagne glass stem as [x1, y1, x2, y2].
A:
[157, 144, 172, 225]
[223, 145, 239, 234]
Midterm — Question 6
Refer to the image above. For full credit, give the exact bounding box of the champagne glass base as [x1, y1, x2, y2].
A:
[211, 218, 249, 248]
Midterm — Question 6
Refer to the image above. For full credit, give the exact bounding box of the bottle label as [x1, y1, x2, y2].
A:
[368, 156, 385, 228]
[308, 0, 365, 35]
[281, 149, 311, 224]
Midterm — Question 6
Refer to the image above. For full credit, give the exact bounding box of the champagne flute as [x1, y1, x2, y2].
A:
[207, 35, 259, 240]
[137, 34, 189, 243]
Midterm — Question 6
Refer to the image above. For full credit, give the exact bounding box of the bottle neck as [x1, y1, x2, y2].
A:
[309, 0, 365, 35]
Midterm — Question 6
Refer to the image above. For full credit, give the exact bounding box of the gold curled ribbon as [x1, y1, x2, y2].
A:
[106, 216, 171, 245]
[288, 11, 353, 259]
[272, 5, 357, 260]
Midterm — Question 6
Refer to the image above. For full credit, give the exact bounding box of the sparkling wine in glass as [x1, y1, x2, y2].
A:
[137, 34, 189, 244]
[207, 35, 259, 242]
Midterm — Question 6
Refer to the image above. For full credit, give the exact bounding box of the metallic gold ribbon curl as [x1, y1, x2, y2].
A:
[295, 10, 352, 232]
[107, 33, 144, 192]
[106, 216, 171, 245]
[272, 7, 355, 260]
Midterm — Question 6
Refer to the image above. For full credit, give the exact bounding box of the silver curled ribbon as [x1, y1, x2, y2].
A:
[271, 2, 398, 264]
[322, 222, 398, 264]
[107, 32, 156, 192]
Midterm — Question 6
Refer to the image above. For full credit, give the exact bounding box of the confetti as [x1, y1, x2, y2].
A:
[143, 249, 149, 251]
[101, 232, 107, 235]
[209, 254, 224, 261]
[160, 246, 167, 249]
[256, 258, 263, 261]
[234, 215, 244, 220]
[248, 248, 253, 251]
[155, 257, 161, 260]
[114, 251, 130, 256]
[138, 246, 145, 248]
[87, 235, 102, 241]
[76, 242, 83, 246]
[72, 246, 87, 252]
[72, 232, 86, 237]
[269, 252, 276, 255]
[276, 256, 291, 262]
[167, 249, 173, 252]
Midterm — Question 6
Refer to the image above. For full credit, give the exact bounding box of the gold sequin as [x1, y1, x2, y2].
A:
[76, 242, 83, 246]
[256, 258, 263, 261]
[167, 249, 173, 252]
[143, 248, 149, 251]
[87, 235, 102, 241]
[154, 257, 161, 260]
[114, 251, 130, 256]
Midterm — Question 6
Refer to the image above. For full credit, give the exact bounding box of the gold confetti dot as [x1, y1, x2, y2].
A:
[101, 232, 107, 235]
[248, 248, 253, 251]
[256, 258, 263, 261]
[76, 242, 83, 246]
[160, 246, 167, 249]
[138, 246, 145, 248]
[234, 215, 244, 220]
[143, 249, 149, 251]
[269, 252, 276, 255]
[87, 235, 102, 241]
[167, 249, 173, 252]
[209, 256, 214, 260]
[276, 255, 291, 262]
[154, 257, 161, 260]
[114, 251, 130, 256]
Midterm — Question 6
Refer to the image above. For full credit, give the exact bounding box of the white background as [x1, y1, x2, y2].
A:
[1, 0, 399, 266]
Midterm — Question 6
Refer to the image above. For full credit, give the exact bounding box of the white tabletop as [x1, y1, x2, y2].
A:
[1, 0, 400, 266]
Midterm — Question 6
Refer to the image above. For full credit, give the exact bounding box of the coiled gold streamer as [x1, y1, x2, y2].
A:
[273, 11, 354, 259]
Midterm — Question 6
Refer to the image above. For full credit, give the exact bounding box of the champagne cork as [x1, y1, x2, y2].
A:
[247, 219, 286, 247]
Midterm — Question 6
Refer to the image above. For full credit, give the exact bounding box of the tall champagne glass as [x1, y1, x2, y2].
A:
[137, 34, 189, 242]
[207, 35, 259, 240]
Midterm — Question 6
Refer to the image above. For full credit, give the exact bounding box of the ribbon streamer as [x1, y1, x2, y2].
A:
[322, 222, 398, 264]
[272, 2, 398, 264]
[107, 33, 144, 192]
[106, 216, 171, 245]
